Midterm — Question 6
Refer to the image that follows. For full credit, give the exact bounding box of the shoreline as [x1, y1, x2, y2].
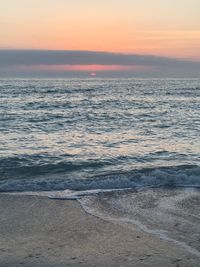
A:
[0, 194, 199, 267]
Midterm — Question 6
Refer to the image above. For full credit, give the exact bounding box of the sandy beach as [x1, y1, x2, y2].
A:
[0, 194, 199, 267]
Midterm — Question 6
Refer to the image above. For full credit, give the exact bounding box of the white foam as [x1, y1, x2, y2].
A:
[79, 188, 200, 257]
[1, 187, 132, 199]
[48, 188, 132, 200]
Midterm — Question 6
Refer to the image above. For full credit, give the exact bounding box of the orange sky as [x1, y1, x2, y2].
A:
[1, 0, 200, 60]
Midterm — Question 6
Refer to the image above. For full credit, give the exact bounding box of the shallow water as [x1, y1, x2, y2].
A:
[79, 187, 200, 257]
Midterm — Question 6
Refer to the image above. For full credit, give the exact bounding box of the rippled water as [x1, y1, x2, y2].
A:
[0, 78, 200, 191]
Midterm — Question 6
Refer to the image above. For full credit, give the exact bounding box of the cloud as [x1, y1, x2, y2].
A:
[1, 49, 199, 66]
[0, 50, 199, 77]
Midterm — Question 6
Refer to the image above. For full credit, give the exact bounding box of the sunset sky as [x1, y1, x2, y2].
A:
[0, 0, 200, 77]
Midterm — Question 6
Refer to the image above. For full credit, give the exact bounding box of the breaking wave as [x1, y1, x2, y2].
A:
[0, 164, 199, 192]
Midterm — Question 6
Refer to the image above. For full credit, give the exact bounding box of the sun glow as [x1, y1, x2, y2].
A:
[14, 64, 150, 72]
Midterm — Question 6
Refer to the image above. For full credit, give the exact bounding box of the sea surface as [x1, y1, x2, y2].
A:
[1, 78, 200, 255]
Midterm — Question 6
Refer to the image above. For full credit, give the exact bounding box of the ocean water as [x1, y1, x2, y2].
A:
[1, 78, 200, 191]
[1, 78, 200, 255]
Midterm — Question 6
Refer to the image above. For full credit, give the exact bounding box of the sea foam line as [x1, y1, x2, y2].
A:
[79, 196, 200, 258]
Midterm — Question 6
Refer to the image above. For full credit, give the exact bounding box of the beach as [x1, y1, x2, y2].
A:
[0, 194, 199, 267]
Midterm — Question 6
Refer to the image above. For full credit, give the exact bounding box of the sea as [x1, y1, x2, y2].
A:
[1, 78, 200, 256]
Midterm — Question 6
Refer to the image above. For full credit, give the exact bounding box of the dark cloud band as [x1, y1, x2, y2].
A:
[0, 50, 199, 67]
[0, 50, 199, 77]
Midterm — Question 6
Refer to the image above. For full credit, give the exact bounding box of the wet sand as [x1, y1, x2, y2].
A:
[0, 194, 199, 267]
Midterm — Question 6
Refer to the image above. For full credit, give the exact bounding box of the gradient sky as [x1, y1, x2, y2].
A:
[1, 0, 200, 60]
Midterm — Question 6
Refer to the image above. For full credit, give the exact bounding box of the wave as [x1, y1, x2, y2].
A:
[0, 164, 199, 192]
[0, 155, 111, 180]
[0, 151, 194, 180]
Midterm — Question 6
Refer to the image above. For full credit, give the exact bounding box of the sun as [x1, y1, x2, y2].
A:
[90, 72, 97, 77]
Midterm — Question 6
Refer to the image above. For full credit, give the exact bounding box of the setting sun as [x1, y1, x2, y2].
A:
[90, 72, 97, 77]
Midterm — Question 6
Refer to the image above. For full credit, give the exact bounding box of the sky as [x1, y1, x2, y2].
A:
[0, 0, 200, 77]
